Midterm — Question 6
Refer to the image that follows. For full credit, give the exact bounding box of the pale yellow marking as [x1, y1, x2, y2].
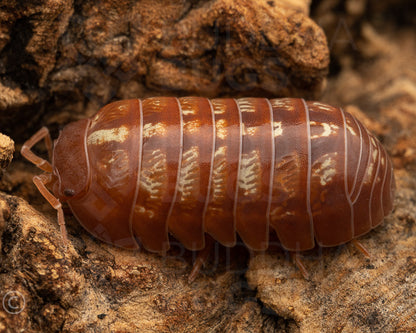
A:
[346, 123, 357, 136]
[181, 108, 196, 116]
[366, 148, 378, 179]
[151, 99, 162, 107]
[97, 149, 130, 188]
[321, 123, 339, 137]
[142, 122, 167, 138]
[271, 99, 295, 111]
[272, 154, 300, 203]
[93, 113, 100, 121]
[247, 126, 258, 136]
[214, 103, 226, 114]
[139, 149, 168, 200]
[180, 98, 198, 116]
[241, 123, 247, 136]
[178, 146, 200, 203]
[273, 121, 283, 137]
[366, 163, 374, 181]
[118, 104, 128, 112]
[271, 99, 287, 108]
[312, 102, 333, 112]
[320, 165, 336, 185]
[310, 122, 339, 139]
[241, 124, 259, 136]
[92, 104, 129, 124]
[372, 148, 378, 160]
[270, 208, 295, 218]
[134, 205, 155, 219]
[238, 100, 256, 112]
[210, 146, 227, 203]
[216, 119, 228, 140]
[108, 153, 119, 164]
[312, 154, 337, 186]
[205, 206, 224, 215]
[184, 119, 201, 134]
[88, 126, 129, 145]
[238, 150, 261, 198]
[134, 148, 168, 221]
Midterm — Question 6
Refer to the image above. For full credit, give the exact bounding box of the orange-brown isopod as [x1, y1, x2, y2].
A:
[22, 97, 395, 276]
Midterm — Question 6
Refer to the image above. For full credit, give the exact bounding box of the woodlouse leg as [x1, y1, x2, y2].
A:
[291, 252, 310, 279]
[351, 239, 371, 258]
[21, 127, 53, 173]
[188, 236, 215, 283]
[33, 173, 68, 247]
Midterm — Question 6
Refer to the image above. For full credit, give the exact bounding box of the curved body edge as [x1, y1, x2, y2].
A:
[52, 97, 395, 252]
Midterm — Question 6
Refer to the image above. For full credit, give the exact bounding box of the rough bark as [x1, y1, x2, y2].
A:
[0, 0, 328, 139]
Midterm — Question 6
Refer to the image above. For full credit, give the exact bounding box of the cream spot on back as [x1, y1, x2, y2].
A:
[184, 119, 201, 134]
[270, 208, 295, 217]
[312, 154, 337, 186]
[216, 119, 228, 140]
[178, 146, 200, 203]
[96, 149, 130, 188]
[238, 150, 261, 197]
[134, 205, 155, 219]
[213, 102, 227, 114]
[311, 122, 339, 139]
[143, 122, 167, 138]
[237, 99, 256, 112]
[88, 126, 129, 145]
[139, 148, 168, 200]
[210, 146, 228, 203]
[346, 123, 357, 136]
[320, 165, 336, 185]
[271, 99, 287, 108]
[366, 149, 378, 180]
[273, 121, 283, 137]
[246, 127, 258, 136]
[372, 148, 378, 160]
[241, 124, 258, 136]
[181, 108, 196, 116]
[366, 163, 374, 180]
[271, 98, 295, 111]
[311, 102, 333, 112]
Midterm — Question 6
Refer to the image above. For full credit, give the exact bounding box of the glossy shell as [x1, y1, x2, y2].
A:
[51, 97, 395, 253]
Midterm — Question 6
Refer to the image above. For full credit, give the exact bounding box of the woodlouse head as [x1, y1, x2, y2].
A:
[52, 118, 90, 202]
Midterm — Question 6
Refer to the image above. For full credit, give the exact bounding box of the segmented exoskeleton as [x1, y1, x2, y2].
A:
[21, 97, 395, 258]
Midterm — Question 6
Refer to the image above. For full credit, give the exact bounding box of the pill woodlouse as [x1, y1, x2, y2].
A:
[22, 97, 395, 266]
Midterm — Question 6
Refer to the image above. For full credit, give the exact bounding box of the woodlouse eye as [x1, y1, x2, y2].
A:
[63, 188, 75, 197]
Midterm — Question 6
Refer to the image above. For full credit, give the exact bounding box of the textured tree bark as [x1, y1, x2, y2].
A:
[0, 0, 328, 139]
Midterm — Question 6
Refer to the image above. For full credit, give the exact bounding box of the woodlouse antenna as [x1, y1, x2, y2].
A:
[21, 127, 68, 247]
[21, 127, 53, 173]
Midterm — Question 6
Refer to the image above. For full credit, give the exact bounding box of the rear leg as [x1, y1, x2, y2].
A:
[351, 239, 371, 258]
[188, 236, 215, 283]
[291, 252, 310, 279]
